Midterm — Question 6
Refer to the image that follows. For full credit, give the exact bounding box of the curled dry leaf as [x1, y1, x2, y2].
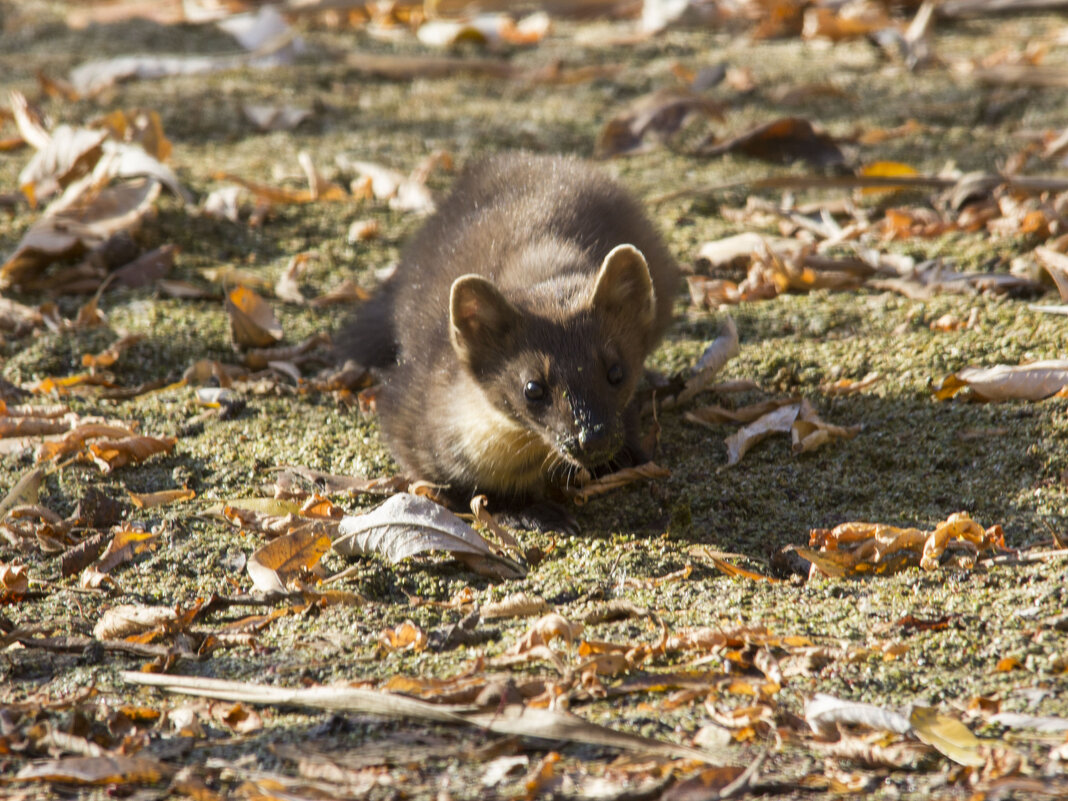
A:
[93, 604, 177, 640]
[334, 493, 525, 580]
[1, 178, 161, 290]
[801, 511, 1005, 577]
[802, 4, 890, 42]
[596, 88, 722, 158]
[96, 524, 160, 573]
[308, 279, 372, 308]
[695, 232, 804, 272]
[36, 422, 137, 463]
[15, 755, 171, 785]
[347, 218, 380, 243]
[909, 706, 986, 767]
[416, 12, 550, 48]
[128, 488, 195, 509]
[820, 372, 883, 396]
[935, 359, 1068, 401]
[380, 620, 428, 652]
[111, 243, 176, 289]
[88, 434, 177, 473]
[725, 398, 860, 466]
[805, 694, 911, 739]
[226, 285, 283, 348]
[0, 467, 44, 517]
[511, 613, 584, 654]
[481, 592, 551, 620]
[82, 333, 144, 369]
[0, 562, 30, 595]
[565, 462, 670, 504]
[337, 154, 442, 214]
[247, 527, 334, 593]
[18, 124, 107, 202]
[686, 397, 799, 427]
[696, 116, 845, 168]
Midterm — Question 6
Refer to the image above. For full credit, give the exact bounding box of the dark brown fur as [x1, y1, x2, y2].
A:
[342, 153, 679, 526]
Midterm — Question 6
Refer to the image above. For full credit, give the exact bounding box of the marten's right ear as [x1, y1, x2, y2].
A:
[450, 275, 521, 366]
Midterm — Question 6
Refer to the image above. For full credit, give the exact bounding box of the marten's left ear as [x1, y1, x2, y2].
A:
[450, 275, 522, 367]
[591, 244, 656, 331]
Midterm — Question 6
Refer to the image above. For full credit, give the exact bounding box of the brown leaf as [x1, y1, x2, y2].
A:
[596, 88, 722, 158]
[909, 706, 986, 767]
[934, 360, 1068, 401]
[18, 125, 107, 203]
[128, 488, 195, 509]
[96, 524, 160, 573]
[247, 527, 333, 592]
[60, 531, 109, 577]
[0, 415, 71, 438]
[686, 397, 799, 427]
[696, 117, 844, 167]
[511, 613, 584, 654]
[93, 604, 176, 639]
[211, 701, 264, 733]
[566, 462, 670, 504]
[1034, 246, 1068, 302]
[111, 244, 176, 289]
[88, 434, 177, 473]
[15, 755, 170, 785]
[82, 333, 145, 369]
[482, 592, 552, 620]
[0, 178, 161, 290]
[226, 285, 283, 348]
[801, 5, 890, 42]
[379, 620, 429, 652]
[308, 278, 372, 308]
[36, 422, 137, 462]
[0, 562, 30, 595]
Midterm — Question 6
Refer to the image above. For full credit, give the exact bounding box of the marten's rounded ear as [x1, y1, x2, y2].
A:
[450, 275, 521, 366]
[591, 244, 656, 331]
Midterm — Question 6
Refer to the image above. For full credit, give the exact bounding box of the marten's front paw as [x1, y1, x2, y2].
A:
[497, 501, 578, 535]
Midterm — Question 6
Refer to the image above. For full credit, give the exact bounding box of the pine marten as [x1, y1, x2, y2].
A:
[341, 153, 679, 531]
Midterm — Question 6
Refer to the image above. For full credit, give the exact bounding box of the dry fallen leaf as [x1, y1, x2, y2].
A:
[724, 398, 860, 466]
[909, 706, 986, 767]
[935, 359, 1068, 401]
[801, 511, 1006, 577]
[566, 462, 670, 504]
[96, 524, 161, 573]
[696, 117, 845, 167]
[0, 562, 30, 595]
[15, 755, 170, 785]
[1, 178, 161, 289]
[226, 285, 283, 348]
[93, 604, 177, 640]
[596, 88, 721, 158]
[82, 333, 144, 369]
[247, 527, 333, 593]
[379, 620, 429, 652]
[481, 592, 552, 620]
[334, 493, 525, 580]
[128, 488, 195, 509]
[88, 434, 177, 473]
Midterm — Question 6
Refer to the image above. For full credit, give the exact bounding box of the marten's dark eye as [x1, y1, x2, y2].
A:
[524, 380, 546, 402]
[607, 364, 624, 385]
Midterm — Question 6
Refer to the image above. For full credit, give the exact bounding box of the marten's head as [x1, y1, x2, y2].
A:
[448, 244, 656, 476]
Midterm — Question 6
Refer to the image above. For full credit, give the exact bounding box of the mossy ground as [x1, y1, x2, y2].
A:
[2, 3, 1067, 799]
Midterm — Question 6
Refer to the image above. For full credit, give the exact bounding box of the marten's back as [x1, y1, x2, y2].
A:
[388, 154, 677, 362]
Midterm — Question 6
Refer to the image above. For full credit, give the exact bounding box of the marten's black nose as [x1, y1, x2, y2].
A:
[578, 424, 612, 458]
